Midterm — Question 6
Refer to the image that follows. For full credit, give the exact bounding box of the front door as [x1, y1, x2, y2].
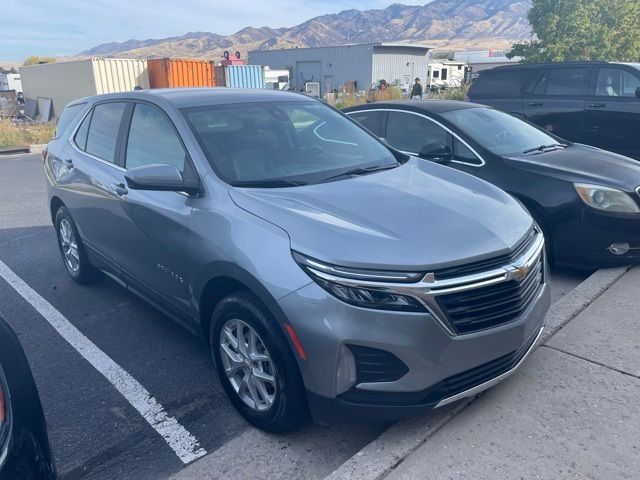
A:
[522, 66, 590, 142]
[109, 101, 198, 317]
[584, 66, 640, 159]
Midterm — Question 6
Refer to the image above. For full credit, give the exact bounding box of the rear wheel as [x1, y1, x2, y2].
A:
[210, 291, 308, 432]
[55, 207, 100, 284]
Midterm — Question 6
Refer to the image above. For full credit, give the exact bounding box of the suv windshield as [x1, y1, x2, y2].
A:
[441, 107, 563, 156]
[183, 101, 399, 187]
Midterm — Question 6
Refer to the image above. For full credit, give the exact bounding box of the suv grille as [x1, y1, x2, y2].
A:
[434, 229, 536, 281]
[436, 253, 544, 334]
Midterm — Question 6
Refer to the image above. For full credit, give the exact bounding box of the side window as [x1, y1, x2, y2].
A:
[386, 111, 451, 154]
[84, 102, 126, 163]
[125, 103, 187, 172]
[595, 68, 640, 97]
[532, 68, 588, 96]
[74, 110, 92, 151]
[453, 138, 482, 165]
[348, 111, 383, 136]
[54, 103, 85, 139]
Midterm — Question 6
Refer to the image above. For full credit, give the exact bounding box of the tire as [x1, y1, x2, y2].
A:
[54, 207, 100, 284]
[210, 291, 308, 432]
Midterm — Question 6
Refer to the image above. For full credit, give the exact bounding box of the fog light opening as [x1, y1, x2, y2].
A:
[336, 345, 357, 395]
[608, 243, 630, 255]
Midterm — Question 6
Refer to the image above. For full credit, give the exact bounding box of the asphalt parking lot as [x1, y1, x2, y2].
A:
[0, 153, 590, 480]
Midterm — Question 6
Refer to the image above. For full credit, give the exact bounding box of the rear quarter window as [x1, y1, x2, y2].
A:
[54, 103, 85, 139]
[469, 70, 535, 97]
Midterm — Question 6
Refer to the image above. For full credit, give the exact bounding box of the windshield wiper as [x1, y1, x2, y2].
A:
[523, 143, 567, 154]
[233, 178, 308, 188]
[319, 163, 400, 183]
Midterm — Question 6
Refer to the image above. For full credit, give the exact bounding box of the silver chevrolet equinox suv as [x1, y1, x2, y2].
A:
[45, 89, 550, 432]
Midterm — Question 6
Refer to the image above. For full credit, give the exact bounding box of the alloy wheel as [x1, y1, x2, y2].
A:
[219, 319, 277, 412]
[59, 219, 80, 272]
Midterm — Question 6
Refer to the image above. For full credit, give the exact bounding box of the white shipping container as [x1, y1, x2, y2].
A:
[20, 58, 149, 120]
[0, 73, 22, 93]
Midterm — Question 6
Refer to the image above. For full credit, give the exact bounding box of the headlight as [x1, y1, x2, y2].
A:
[574, 183, 640, 213]
[292, 251, 426, 312]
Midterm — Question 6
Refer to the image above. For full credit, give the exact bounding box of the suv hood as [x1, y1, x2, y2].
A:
[506, 144, 640, 191]
[229, 159, 533, 271]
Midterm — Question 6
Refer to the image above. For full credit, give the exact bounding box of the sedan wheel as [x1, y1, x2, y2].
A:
[219, 319, 276, 412]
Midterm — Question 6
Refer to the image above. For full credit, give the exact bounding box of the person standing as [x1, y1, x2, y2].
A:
[410, 77, 423, 100]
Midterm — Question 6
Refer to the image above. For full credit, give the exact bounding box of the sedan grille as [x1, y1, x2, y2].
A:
[435, 253, 544, 334]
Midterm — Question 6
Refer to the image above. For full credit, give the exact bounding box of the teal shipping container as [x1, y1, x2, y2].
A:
[224, 65, 264, 89]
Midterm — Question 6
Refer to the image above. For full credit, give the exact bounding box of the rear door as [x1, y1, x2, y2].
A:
[467, 68, 536, 114]
[522, 66, 591, 142]
[65, 101, 129, 275]
[584, 65, 640, 159]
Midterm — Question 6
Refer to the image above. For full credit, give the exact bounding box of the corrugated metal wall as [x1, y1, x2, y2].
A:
[371, 46, 430, 85]
[92, 58, 149, 93]
[20, 59, 97, 119]
[148, 59, 214, 88]
[20, 58, 150, 120]
[225, 65, 264, 89]
[249, 44, 374, 94]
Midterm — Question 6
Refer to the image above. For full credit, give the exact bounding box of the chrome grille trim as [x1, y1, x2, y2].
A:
[307, 231, 546, 336]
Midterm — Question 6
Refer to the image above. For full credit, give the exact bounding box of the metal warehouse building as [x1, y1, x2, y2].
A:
[248, 42, 433, 94]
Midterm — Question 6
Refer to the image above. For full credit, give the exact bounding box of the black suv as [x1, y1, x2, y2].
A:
[467, 61, 640, 159]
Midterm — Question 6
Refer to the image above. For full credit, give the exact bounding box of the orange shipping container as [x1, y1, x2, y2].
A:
[148, 59, 215, 88]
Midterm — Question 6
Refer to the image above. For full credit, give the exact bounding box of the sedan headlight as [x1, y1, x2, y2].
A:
[574, 183, 640, 214]
[292, 251, 426, 312]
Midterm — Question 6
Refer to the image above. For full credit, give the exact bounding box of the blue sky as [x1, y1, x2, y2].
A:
[1, 0, 403, 61]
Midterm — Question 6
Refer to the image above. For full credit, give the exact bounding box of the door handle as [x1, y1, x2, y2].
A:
[588, 103, 606, 108]
[528, 102, 543, 106]
[111, 183, 128, 197]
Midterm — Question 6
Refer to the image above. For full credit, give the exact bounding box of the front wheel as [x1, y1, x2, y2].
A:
[210, 291, 308, 432]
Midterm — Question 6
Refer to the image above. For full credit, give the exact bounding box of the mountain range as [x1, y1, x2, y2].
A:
[79, 0, 533, 60]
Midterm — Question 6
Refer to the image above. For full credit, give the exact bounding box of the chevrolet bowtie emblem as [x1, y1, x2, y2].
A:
[505, 264, 530, 282]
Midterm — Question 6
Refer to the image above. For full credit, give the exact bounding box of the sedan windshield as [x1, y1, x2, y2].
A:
[183, 101, 399, 187]
[441, 107, 564, 156]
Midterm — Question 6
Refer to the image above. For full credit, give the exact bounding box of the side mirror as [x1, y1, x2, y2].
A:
[418, 141, 453, 163]
[125, 164, 198, 195]
[636, 86, 640, 98]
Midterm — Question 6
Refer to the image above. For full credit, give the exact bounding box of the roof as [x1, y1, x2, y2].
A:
[72, 87, 316, 108]
[486, 60, 627, 72]
[344, 99, 483, 115]
[249, 42, 435, 55]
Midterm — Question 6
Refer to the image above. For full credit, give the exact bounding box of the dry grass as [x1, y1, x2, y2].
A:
[428, 84, 470, 101]
[335, 85, 404, 110]
[0, 117, 55, 148]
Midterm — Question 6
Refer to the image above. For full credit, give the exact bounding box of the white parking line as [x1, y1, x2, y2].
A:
[0, 259, 206, 464]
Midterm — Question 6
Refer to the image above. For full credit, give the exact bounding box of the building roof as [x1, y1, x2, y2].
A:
[249, 42, 435, 55]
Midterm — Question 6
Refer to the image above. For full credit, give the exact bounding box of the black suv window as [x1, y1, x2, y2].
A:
[347, 111, 383, 136]
[125, 103, 187, 172]
[595, 67, 640, 97]
[386, 111, 451, 154]
[82, 102, 126, 163]
[532, 68, 588, 96]
[470, 70, 534, 97]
